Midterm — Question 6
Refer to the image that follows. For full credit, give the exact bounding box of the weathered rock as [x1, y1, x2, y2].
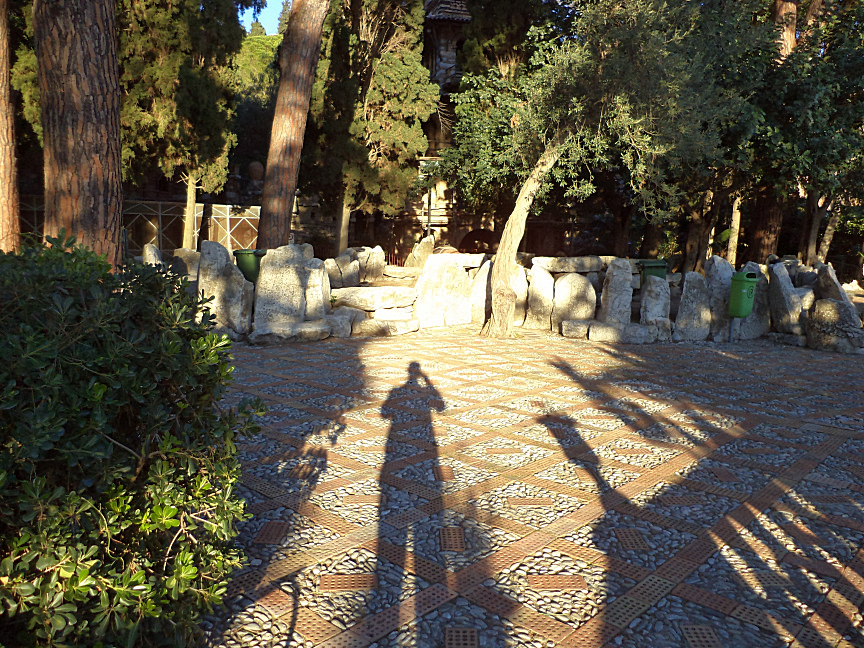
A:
[796, 268, 818, 289]
[532, 256, 604, 273]
[805, 299, 864, 354]
[169, 248, 200, 294]
[561, 320, 591, 339]
[371, 307, 413, 320]
[768, 262, 804, 335]
[640, 274, 670, 324]
[249, 321, 331, 345]
[341, 259, 360, 288]
[524, 265, 555, 330]
[512, 265, 529, 327]
[324, 258, 343, 289]
[589, 322, 649, 344]
[439, 253, 486, 268]
[552, 273, 596, 333]
[414, 255, 472, 327]
[675, 272, 711, 341]
[796, 286, 815, 311]
[599, 256, 616, 270]
[198, 241, 254, 338]
[254, 246, 309, 326]
[331, 286, 417, 311]
[404, 235, 434, 269]
[597, 258, 633, 326]
[815, 264, 860, 323]
[142, 244, 163, 266]
[383, 265, 421, 279]
[737, 262, 771, 340]
[585, 272, 601, 294]
[365, 245, 386, 282]
[704, 255, 735, 341]
[353, 318, 420, 337]
[304, 259, 330, 321]
[325, 306, 365, 339]
[470, 261, 493, 324]
[766, 332, 807, 347]
[645, 317, 672, 343]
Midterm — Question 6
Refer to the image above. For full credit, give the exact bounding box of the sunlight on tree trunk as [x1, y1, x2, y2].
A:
[804, 191, 832, 266]
[0, 0, 19, 253]
[182, 173, 198, 250]
[817, 209, 841, 263]
[258, 0, 329, 250]
[34, 0, 122, 266]
[337, 192, 350, 254]
[727, 195, 742, 268]
[481, 139, 564, 338]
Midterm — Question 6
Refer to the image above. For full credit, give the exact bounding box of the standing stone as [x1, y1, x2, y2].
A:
[304, 259, 330, 321]
[561, 320, 591, 339]
[414, 255, 472, 327]
[805, 299, 864, 354]
[768, 262, 804, 335]
[470, 260, 493, 324]
[404, 235, 435, 269]
[705, 255, 735, 341]
[552, 273, 596, 333]
[816, 264, 860, 323]
[524, 265, 555, 330]
[341, 260, 360, 288]
[364, 245, 386, 282]
[737, 262, 771, 340]
[253, 245, 309, 327]
[796, 286, 815, 311]
[142, 244, 163, 267]
[324, 257, 343, 289]
[512, 265, 529, 327]
[198, 241, 254, 338]
[597, 258, 633, 326]
[170, 248, 200, 295]
[674, 272, 711, 341]
[639, 274, 670, 324]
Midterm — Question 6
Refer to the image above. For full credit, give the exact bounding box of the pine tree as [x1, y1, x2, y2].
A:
[0, 0, 19, 252]
[278, 0, 291, 34]
[249, 19, 266, 36]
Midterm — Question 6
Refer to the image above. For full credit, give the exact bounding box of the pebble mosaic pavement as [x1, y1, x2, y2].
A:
[201, 326, 864, 648]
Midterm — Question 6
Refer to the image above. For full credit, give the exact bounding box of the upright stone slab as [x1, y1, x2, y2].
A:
[816, 264, 860, 323]
[737, 262, 771, 340]
[325, 258, 343, 289]
[640, 274, 670, 324]
[524, 265, 555, 330]
[337, 253, 360, 288]
[198, 241, 254, 338]
[768, 262, 804, 335]
[805, 299, 864, 354]
[142, 244, 163, 266]
[532, 256, 604, 273]
[675, 272, 710, 341]
[414, 255, 472, 327]
[705, 255, 735, 341]
[597, 258, 633, 326]
[404, 235, 434, 269]
[362, 245, 386, 282]
[170, 248, 200, 295]
[470, 260, 493, 324]
[552, 273, 596, 333]
[304, 259, 330, 321]
[254, 245, 309, 327]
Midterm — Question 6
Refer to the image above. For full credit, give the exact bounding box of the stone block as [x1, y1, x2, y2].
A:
[796, 286, 815, 311]
[414, 255, 472, 327]
[597, 258, 633, 326]
[705, 255, 735, 341]
[198, 241, 254, 338]
[142, 244, 163, 266]
[254, 246, 308, 326]
[326, 306, 366, 339]
[352, 318, 420, 337]
[384, 265, 421, 279]
[561, 320, 591, 339]
[341, 259, 360, 288]
[249, 320, 332, 345]
[588, 322, 649, 344]
[532, 256, 604, 273]
[404, 235, 434, 269]
[675, 272, 710, 341]
[805, 298, 864, 354]
[524, 265, 554, 330]
[815, 264, 860, 323]
[371, 307, 413, 320]
[768, 262, 804, 335]
[645, 317, 672, 343]
[324, 258, 342, 289]
[552, 273, 596, 331]
[304, 259, 330, 321]
[169, 248, 200, 295]
[331, 286, 417, 311]
[640, 274, 670, 324]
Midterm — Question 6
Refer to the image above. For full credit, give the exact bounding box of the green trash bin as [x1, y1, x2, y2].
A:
[233, 249, 267, 284]
[637, 259, 667, 288]
[728, 271, 760, 318]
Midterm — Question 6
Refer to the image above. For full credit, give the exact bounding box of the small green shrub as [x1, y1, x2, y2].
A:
[0, 235, 263, 647]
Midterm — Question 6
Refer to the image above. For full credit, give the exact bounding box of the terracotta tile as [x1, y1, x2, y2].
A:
[671, 583, 738, 616]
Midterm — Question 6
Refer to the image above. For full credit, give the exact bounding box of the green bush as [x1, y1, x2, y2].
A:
[0, 235, 263, 647]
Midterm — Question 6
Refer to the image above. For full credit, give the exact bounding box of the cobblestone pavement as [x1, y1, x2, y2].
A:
[200, 327, 864, 648]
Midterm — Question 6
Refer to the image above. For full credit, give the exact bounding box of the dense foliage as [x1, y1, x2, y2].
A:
[0, 236, 262, 647]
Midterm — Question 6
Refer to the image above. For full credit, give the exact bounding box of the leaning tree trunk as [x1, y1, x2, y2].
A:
[0, 0, 20, 253]
[817, 209, 841, 263]
[481, 140, 564, 338]
[33, 0, 122, 267]
[803, 191, 832, 266]
[336, 189, 351, 254]
[182, 173, 198, 249]
[258, 0, 329, 250]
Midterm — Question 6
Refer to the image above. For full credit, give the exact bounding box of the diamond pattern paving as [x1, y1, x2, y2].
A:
[199, 327, 864, 648]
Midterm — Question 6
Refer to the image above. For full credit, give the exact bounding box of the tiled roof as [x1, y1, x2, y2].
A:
[425, 0, 471, 22]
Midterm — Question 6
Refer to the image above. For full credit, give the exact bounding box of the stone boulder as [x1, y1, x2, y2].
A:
[404, 235, 435, 269]
[353, 245, 386, 282]
[597, 258, 633, 326]
[169, 248, 200, 295]
[768, 262, 804, 335]
[414, 255, 472, 327]
[805, 299, 864, 354]
[198, 241, 254, 339]
[324, 258, 343, 289]
[249, 321, 331, 345]
[737, 262, 771, 340]
[304, 258, 331, 321]
[512, 265, 529, 327]
[705, 255, 735, 341]
[674, 272, 710, 341]
[331, 286, 417, 311]
[815, 264, 860, 323]
[552, 273, 596, 333]
[326, 306, 366, 339]
[532, 256, 604, 273]
[640, 274, 670, 324]
[796, 286, 816, 311]
[254, 244, 315, 327]
[524, 265, 555, 330]
[142, 244, 163, 266]
[645, 317, 672, 343]
[561, 320, 591, 339]
[589, 322, 649, 344]
[334, 252, 360, 288]
[353, 318, 420, 337]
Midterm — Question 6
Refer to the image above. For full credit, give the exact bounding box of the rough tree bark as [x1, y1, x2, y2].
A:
[817, 209, 841, 263]
[33, 0, 122, 266]
[182, 173, 198, 249]
[727, 195, 742, 268]
[258, 0, 330, 250]
[775, 0, 799, 58]
[481, 139, 564, 338]
[742, 186, 786, 264]
[0, 0, 19, 253]
[802, 190, 832, 266]
[639, 220, 663, 259]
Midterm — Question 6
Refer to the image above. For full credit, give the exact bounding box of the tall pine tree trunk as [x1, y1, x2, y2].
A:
[481, 139, 564, 338]
[0, 0, 19, 253]
[34, 0, 121, 266]
[337, 189, 350, 254]
[258, 0, 329, 250]
[182, 173, 198, 249]
[743, 186, 785, 264]
[817, 209, 840, 263]
[727, 195, 742, 268]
